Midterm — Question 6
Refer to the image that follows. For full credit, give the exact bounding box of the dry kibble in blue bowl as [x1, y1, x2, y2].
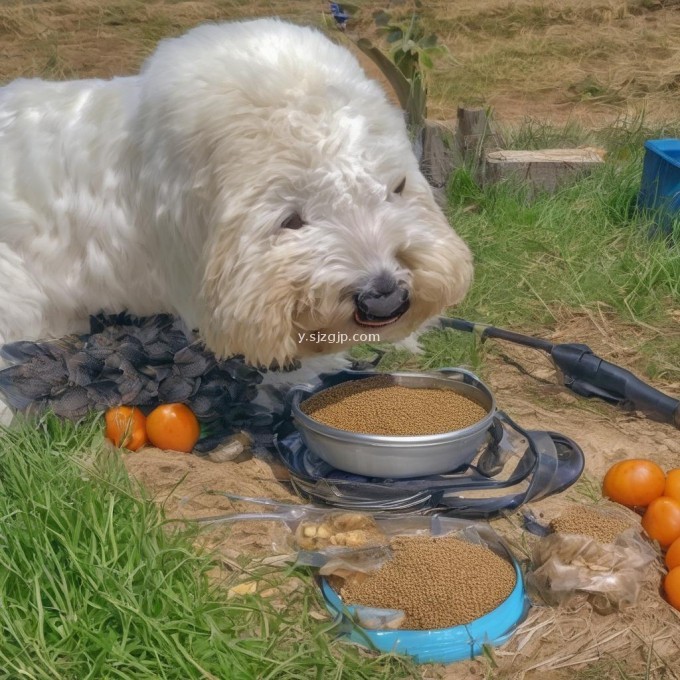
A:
[334, 535, 516, 630]
[321, 531, 528, 664]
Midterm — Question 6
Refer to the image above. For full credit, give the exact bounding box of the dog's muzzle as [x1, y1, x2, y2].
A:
[354, 273, 410, 327]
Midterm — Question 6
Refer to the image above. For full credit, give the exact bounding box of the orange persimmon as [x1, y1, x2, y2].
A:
[664, 567, 680, 611]
[602, 459, 666, 509]
[666, 537, 680, 571]
[641, 496, 680, 548]
[146, 403, 200, 453]
[105, 406, 148, 451]
[664, 469, 680, 504]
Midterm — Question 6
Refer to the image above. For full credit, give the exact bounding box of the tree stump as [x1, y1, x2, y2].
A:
[413, 108, 504, 206]
[484, 148, 606, 194]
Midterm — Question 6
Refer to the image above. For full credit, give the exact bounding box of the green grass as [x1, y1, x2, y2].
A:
[448, 164, 678, 323]
[0, 415, 417, 679]
[408, 118, 680, 381]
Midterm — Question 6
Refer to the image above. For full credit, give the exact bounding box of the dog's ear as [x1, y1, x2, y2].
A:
[199, 220, 299, 367]
[396, 191, 474, 310]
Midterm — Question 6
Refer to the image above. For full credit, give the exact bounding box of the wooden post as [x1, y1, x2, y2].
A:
[416, 121, 459, 207]
[454, 107, 505, 183]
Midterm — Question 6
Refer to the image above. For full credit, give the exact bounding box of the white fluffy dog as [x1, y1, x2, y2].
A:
[0, 19, 472, 377]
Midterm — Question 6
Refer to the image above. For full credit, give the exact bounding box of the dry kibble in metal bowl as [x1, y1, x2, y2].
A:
[301, 376, 487, 436]
[290, 370, 496, 478]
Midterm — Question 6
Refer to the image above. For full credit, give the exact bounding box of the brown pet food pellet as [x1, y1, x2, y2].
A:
[339, 535, 516, 630]
[301, 376, 487, 436]
[550, 505, 636, 544]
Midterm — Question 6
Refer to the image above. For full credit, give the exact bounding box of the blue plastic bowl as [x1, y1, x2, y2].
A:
[321, 544, 529, 665]
[638, 139, 680, 234]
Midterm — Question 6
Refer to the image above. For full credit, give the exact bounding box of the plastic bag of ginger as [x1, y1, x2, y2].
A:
[527, 503, 658, 611]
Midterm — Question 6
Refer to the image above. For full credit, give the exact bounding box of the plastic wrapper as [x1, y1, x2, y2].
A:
[213, 499, 503, 562]
[294, 511, 389, 552]
[294, 512, 490, 567]
[527, 527, 658, 611]
[200, 496, 513, 629]
[202, 497, 529, 661]
[352, 606, 406, 630]
[196, 496, 397, 564]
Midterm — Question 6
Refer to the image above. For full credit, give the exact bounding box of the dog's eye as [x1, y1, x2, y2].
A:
[393, 177, 406, 195]
[281, 212, 305, 230]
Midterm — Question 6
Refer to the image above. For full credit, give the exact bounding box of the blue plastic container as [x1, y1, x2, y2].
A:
[321, 546, 529, 665]
[638, 139, 680, 234]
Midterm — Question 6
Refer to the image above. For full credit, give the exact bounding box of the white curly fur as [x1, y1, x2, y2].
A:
[0, 19, 472, 373]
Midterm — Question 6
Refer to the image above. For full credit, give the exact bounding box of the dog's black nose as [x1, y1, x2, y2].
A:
[355, 274, 410, 325]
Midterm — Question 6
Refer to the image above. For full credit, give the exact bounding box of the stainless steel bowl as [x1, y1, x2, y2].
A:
[288, 368, 496, 479]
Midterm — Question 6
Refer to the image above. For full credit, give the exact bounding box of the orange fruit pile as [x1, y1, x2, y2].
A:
[602, 459, 680, 611]
[105, 403, 200, 454]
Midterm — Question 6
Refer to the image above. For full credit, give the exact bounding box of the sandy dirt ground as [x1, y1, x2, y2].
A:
[122, 317, 680, 679]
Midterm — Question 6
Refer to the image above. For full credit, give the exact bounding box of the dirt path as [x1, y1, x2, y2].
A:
[2, 0, 680, 127]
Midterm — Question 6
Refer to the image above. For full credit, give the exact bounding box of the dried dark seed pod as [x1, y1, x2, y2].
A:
[0, 313, 269, 451]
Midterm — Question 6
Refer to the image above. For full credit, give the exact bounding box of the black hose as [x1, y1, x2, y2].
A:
[439, 316, 680, 430]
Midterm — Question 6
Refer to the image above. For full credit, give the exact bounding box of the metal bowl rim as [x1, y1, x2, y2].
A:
[290, 369, 497, 445]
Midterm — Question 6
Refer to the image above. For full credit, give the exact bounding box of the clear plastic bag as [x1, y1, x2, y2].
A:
[198, 494, 508, 581]
[293, 511, 389, 552]
[194, 495, 392, 557]
[296, 512, 493, 569]
[527, 526, 658, 611]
